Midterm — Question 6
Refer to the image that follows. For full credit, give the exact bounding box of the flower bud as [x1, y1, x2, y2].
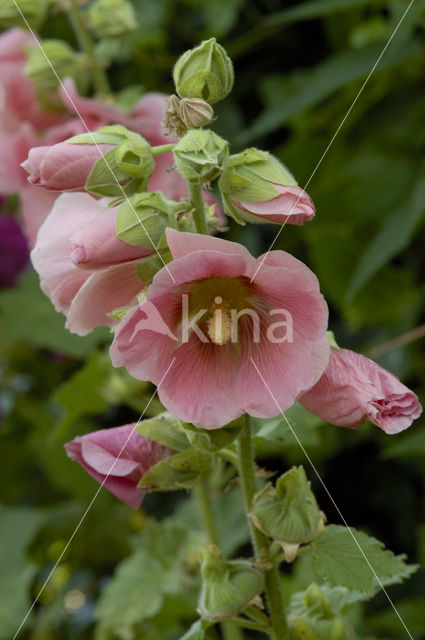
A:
[25, 40, 79, 94]
[173, 38, 234, 104]
[162, 95, 214, 138]
[116, 191, 174, 247]
[250, 466, 324, 562]
[115, 137, 155, 179]
[219, 148, 315, 226]
[0, 0, 47, 29]
[87, 0, 138, 38]
[198, 546, 263, 622]
[289, 584, 351, 640]
[173, 129, 229, 183]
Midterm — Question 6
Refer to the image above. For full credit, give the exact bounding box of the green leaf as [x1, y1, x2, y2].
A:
[347, 177, 425, 299]
[179, 619, 207, 640]
[95, 520, 202, 640]
[0, 270, 108, 357]
[139, 447, 215, 491]
[0, 506, 45, 640]
[238, 40, 419, 143]
[310, 525, 418, 594]
[136, 412, 190, 452]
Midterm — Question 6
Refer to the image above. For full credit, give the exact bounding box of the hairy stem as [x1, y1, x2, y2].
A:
[237, 416, 289, 640]
[194, 482, 244, 640]
[188, 181, 208, 234]
[68, 0, 111, 96]
[151, 143, 176, 155]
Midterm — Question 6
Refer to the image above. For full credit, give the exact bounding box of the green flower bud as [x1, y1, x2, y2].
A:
[116, 192, 175, 247]
[25, 40, 79, 95]
[173, 38, 234, 105]
[0, 0, 47, 29]
[250, 467, 325, 562]
[289, 584, 351, 640]
[87, 0, 138, 38]
[115, 137, 155, 179]
[198, 546, 264, 622]
[162, 95, 214, 138]
[218, 147, 297, 223]
[173, 129, 229, 183]
[290, 619, 317, 640]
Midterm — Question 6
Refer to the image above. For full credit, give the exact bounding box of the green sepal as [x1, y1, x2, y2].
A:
[116, 192, 173, 247]
[136, 250, 172, 284]
[107, 305, 133, 321]
[115, 137, 155, 179]
[250, 466, 324, 561]
[183, 420, 242, 452]
[136, 412, 190, 452]
[138, 446, 215, 491]
[85, 148, 131, 196]
[0, 0, 48, 29]
[198, 545, 264, 622]
[326, 331, 340, 349]
[68, 124, 134, 146]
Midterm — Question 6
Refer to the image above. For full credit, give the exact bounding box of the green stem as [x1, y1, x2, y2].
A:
[237, 416, 289, 640]
[194, 483, 244, 640]
[152, 143, 176, 155]
[188, 181, 208, 234]
[68, 0, 111, 96]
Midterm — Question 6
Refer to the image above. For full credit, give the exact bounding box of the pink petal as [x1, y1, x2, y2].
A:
[30, 193, 101, 311]
[235, 327, 330, 418]
[165, 228, 253, 263]
[70, 206, 153, 269]
[81, 439, 140, 476]
[237, 185, 315, 225]
[65, 262, 144, 335]
[19, 184, 59, 248]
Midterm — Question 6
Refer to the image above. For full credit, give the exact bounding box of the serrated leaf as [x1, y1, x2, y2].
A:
[310, 525, 418, 594]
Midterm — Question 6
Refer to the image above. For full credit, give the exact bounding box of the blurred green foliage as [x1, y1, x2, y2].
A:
[2, 0, 425, 638]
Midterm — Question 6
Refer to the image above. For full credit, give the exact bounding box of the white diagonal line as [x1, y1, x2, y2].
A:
[12, 357, 176, 640]
[13, 0, 176, 283]
[250, 0, 415, 284]
[249, 356, 414, 640]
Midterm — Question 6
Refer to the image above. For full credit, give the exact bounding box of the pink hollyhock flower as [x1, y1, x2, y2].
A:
[65, 424, 172, 508]
[31, 192, 153, 335]
[22, 141, 114, 191]
[234, 185, 315, 226]
[0, 215, 29, 288]
[110, 229, 330, 429]
[299, 348, 422, 434]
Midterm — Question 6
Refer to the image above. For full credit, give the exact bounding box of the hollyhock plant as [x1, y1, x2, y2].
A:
[299, 347, 422, 434]
[65, 424, 172, 508]
[219, 148, 315, 226]
[31, 192, 152, 335]
[0, 215, 29, 288]
[110, 228, 330, 429]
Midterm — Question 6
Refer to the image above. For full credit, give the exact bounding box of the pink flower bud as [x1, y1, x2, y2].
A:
[21, 141, 114, 191]
[234, 184, 315, 226]
[299, 348, 422, 434]
[65, 424, 172, 508]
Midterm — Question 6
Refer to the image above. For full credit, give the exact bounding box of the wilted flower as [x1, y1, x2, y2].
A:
[299, 347, 422, 434]
[65, 424, 172, 508]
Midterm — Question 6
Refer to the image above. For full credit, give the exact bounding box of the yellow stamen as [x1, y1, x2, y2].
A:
[206, 296, 232, 345]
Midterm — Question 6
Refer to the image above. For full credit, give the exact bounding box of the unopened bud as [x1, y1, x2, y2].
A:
[116, 192, 174, 247]
[173, 38, 234, 104]
[87, 0, 138, 38]
[162, 95, 214, 137]
[173, 129, 228, 183]
[25, 40, 78, 94]
[250, 466, 325, 562]
[290, 619, 316, 640]
[115, 136, 154, 179]
[0, 0, 47, 28]
[198, 546, 264, 622]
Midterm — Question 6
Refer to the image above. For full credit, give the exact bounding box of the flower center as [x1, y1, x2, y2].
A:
[206, 296, 232, 345]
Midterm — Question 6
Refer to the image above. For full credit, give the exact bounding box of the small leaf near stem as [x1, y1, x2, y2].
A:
[188, 181, 209, 234]
[68, 0, 111, 96]
[237, 415, 290, 640]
